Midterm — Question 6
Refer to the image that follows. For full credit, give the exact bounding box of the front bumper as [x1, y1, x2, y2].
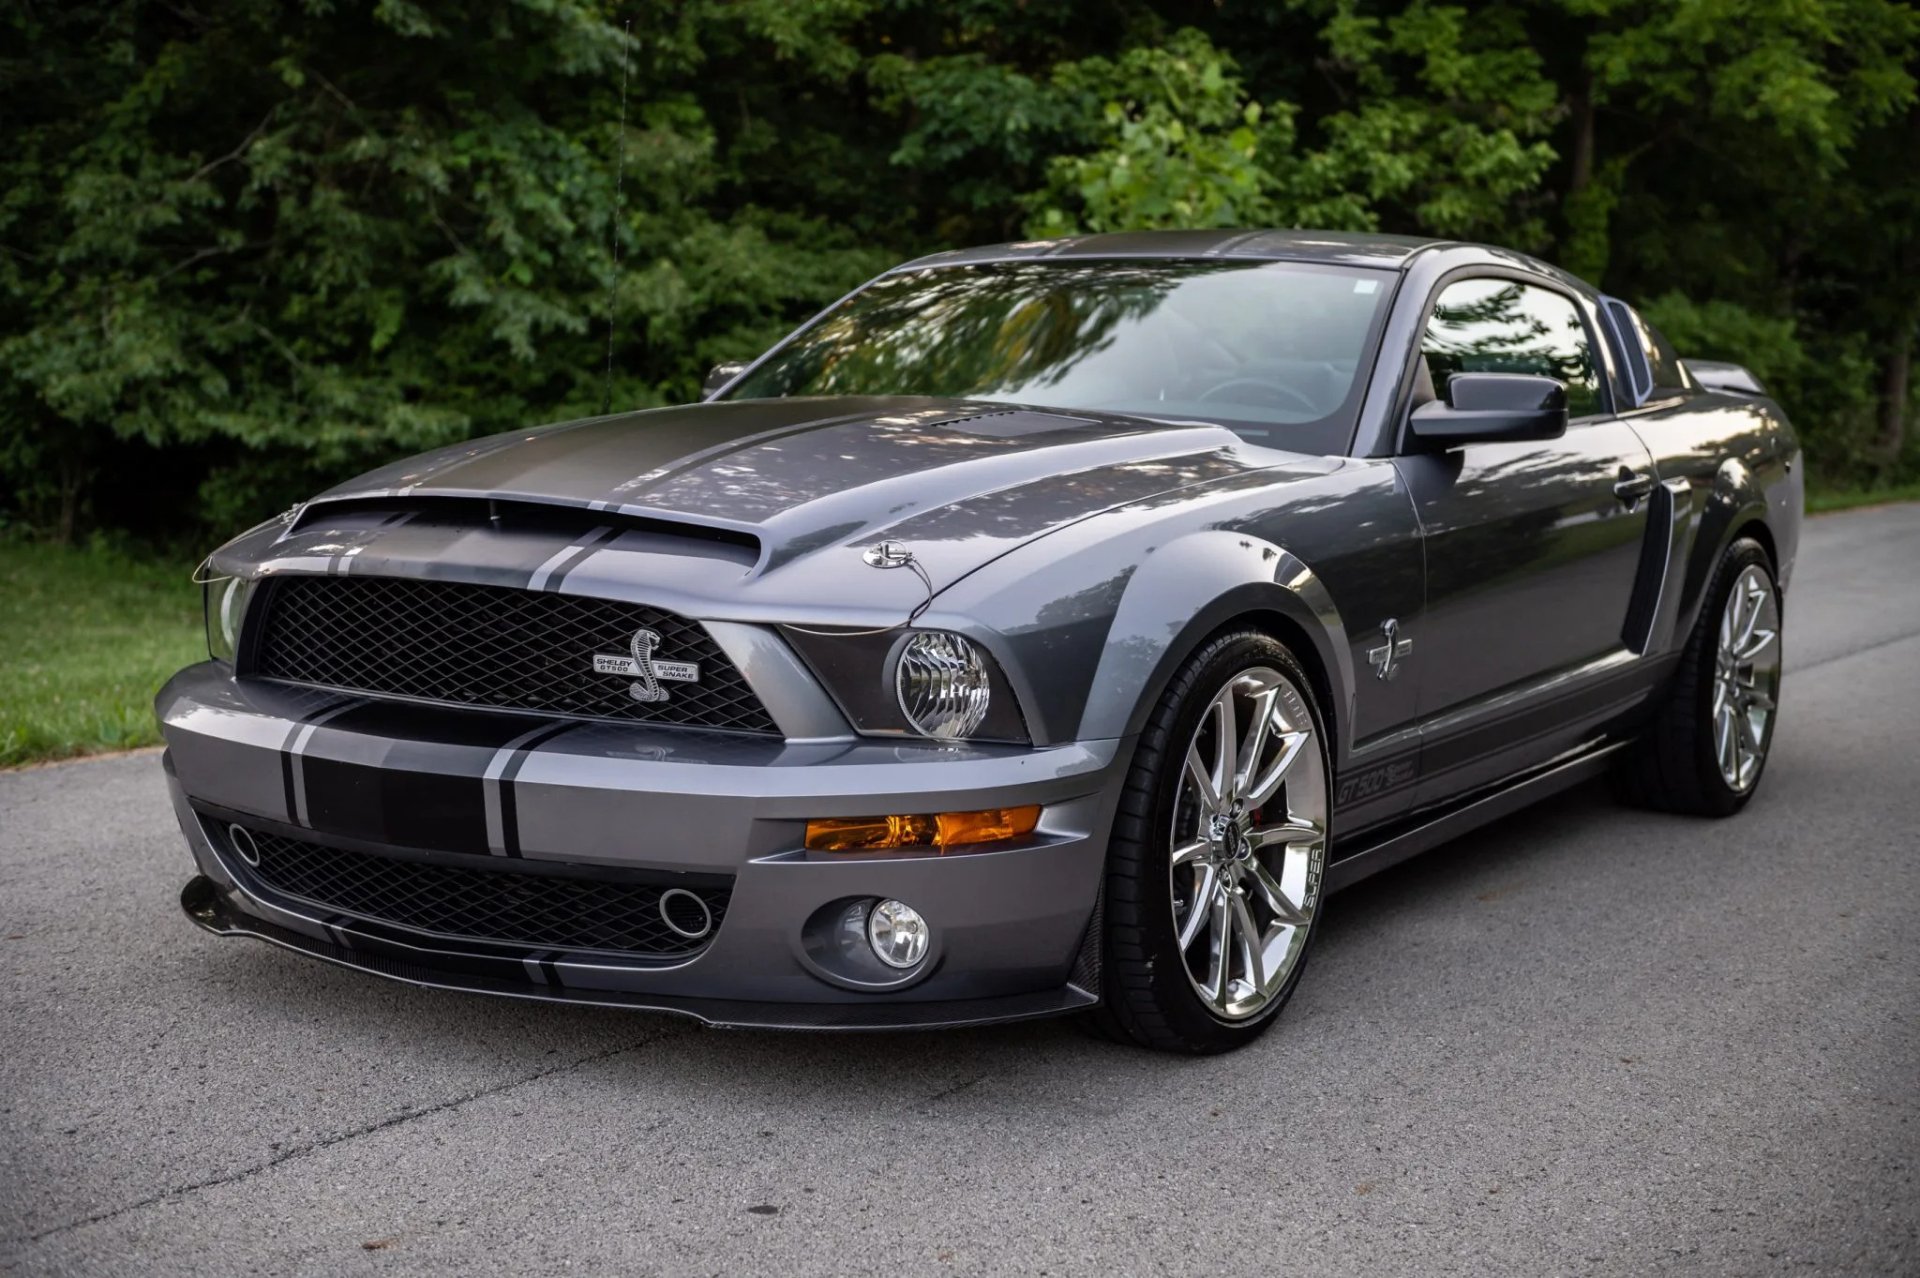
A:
[158, 664, 1123, 1028]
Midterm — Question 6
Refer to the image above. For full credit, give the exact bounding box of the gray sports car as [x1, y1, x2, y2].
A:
[160, 230, 1800, 1052]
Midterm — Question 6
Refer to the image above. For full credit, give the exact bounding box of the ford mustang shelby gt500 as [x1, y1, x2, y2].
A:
[160, 230, 1800, 1053]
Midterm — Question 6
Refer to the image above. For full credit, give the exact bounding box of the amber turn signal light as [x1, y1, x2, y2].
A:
[804, 805, 1041, 852]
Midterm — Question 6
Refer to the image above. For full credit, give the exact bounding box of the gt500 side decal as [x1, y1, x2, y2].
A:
[1335, 757, 1416, 809]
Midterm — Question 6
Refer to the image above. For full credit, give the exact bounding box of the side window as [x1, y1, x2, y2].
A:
[1421, 279, 1603, 418]
[1628, 309, 1695, 393]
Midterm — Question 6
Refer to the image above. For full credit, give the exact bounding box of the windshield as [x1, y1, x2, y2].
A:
[724, 260, 1393, 452]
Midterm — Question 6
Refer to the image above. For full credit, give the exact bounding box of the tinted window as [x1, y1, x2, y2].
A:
[1421, 279, 1603, 417]
[1629, 309, 1694, 392]
[726, 260, 1392, 452]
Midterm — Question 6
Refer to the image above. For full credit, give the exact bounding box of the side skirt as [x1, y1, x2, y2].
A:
[1324, 738, 1627, 894]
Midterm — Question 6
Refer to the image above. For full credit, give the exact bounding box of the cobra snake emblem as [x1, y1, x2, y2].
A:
[627, 628, 668, 702]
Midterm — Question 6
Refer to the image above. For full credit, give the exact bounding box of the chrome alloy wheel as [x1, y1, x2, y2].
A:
[1169, 667, 1328, 1021]
[1713, 563, 1781, 792]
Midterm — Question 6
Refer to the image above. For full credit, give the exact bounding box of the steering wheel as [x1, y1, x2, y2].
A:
[1198, 377, 1321, 415]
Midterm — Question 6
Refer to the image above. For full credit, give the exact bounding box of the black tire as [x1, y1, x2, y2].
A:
[1615, 536, 1781, 816]
[1086, 630, 1332, 1054]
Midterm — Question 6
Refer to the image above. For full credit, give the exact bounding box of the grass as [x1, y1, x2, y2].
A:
[1806, 481, 1920, 514]
[0, 540, 204, 768]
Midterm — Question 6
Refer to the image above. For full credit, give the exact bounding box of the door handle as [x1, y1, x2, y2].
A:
[1613, 470, 1655, 506]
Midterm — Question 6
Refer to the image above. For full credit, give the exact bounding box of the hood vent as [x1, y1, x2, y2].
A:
[936, 408, 1104, 438]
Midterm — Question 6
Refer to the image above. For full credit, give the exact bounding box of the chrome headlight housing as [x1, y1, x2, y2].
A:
[895, 631, 992, 740]
[203, 576, 256, 665]
[779, 625, 1030, 743]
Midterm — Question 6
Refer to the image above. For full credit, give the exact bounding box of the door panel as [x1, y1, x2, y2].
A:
[1400, 423, 1656, 707]
[1394, 275, 1661, 804]
[1396, 422, 1657, 801]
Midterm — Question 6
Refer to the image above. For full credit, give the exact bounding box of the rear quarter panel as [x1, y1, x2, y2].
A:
[1625, 390, 1802, 654]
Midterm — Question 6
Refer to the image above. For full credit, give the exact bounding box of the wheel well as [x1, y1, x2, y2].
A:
[1206, 608, 1340, 759]
[1734, 517, 1778, 575]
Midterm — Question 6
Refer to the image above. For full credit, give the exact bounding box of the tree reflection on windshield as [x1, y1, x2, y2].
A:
[727, 260, 1391, 452]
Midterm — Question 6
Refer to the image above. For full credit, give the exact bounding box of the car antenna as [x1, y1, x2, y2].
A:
[786, 543, 936, 637]
[601, 17, 633, 418]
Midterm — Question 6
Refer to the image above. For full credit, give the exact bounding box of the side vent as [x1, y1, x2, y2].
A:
[1621, 482, 1676, 654]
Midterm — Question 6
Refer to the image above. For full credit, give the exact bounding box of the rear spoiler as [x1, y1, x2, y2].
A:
[1685, 359, 1769, 398]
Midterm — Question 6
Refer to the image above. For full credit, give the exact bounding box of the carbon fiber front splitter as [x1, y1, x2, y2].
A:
[180, 874, 1098, 1031]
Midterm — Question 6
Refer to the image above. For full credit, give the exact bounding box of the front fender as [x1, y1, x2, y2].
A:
[924, 522, 1355, 760]
[924, 459, 1417, 760]
[1077, 532, 1354, 755]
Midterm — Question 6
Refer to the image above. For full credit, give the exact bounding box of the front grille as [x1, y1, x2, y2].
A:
[227, 825, 729, 959]
[250, 575, 778, 733]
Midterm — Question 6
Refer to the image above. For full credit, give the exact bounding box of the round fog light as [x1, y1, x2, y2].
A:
[867, 899, 930, 969]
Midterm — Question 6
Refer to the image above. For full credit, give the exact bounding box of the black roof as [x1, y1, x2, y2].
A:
[894, 229, 1447, 273]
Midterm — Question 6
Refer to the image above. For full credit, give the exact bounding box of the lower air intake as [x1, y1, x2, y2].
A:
[224, 824, 730, 959]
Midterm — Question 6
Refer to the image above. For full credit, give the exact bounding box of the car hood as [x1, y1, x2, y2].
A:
[290, 396, 1333, 595]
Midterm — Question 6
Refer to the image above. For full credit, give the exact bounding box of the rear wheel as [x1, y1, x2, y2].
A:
[1089, 631, 1331, 1054]
[1617, 537, 1782, 816]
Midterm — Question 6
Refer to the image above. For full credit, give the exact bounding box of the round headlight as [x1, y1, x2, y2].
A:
[218, 578, 246, 650]
[895, 631, 992, 740]
[206, 576, 250, 664]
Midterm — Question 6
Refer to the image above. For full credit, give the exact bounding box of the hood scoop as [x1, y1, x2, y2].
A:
[289, 495, 762, 569]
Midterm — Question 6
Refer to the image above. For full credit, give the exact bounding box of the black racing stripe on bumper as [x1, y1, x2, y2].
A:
[280, 747, 299, 826]
[278, 694, 355, 825]
[300, 757, 492, 855]
[193, 801, 734, 891]
[495, 722, 575, 858]
[290, 704, 565, 855]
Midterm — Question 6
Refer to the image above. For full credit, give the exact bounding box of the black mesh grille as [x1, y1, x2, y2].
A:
[230, 826, 728, 958]
[251, 575, 778, 733]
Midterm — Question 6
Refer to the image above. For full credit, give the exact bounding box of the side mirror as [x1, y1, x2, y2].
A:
[702, 361, 748, 399]
[1410, 373, 1568, 446]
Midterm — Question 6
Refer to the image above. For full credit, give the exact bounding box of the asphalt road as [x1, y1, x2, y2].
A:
[4, 505, 1917, 1276]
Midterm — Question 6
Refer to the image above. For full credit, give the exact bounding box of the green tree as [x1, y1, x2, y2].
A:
[3, 0, 1917, 541]
[1025, 32, 1287, 235]
[0, 0, 889, 538]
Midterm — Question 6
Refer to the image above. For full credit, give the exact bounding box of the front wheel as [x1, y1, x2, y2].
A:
[1088, 631, 1331, 1054]
[1616, 537, 1782, 816]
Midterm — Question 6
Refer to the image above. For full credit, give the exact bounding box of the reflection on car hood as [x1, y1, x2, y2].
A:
[305, 396, 1333, 590]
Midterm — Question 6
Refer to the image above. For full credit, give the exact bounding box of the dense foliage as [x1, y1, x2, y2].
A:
[5, 0, 1916, 543]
